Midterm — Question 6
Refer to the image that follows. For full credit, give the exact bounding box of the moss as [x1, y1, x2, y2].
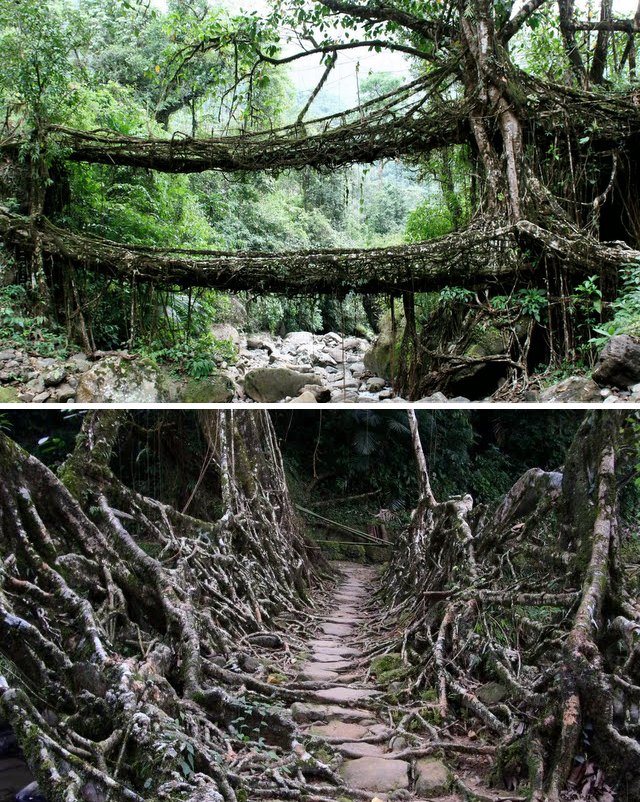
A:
[420, 687, 438, 702]
[371, 653, 402, 676]
[0, 386, 20, 402]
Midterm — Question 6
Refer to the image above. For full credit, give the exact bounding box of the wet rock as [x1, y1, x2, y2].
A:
[415, 757, 450, 796]
[592, 335, 640, 388]
[340, 756, 409, 792]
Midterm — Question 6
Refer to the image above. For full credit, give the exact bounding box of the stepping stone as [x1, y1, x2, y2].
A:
[311, 645, 361, 656]
[308, 660, 354, 671]
[308, 721, 369, 739]
[314, 687, 380, 703]
[308, 639, 343, 648]
[311, 653, 355, 665]
[299, 666, 339, 682]
[340, 756, 409, 792]
[337, 742, 387, 758]
[321, 623, 353, 636]
[291, 702, 374, 723]
[367, 724, 393, 737]
[324, 615, 363, 624]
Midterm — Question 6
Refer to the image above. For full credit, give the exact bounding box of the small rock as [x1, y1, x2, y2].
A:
[449, 395, 471, 403]
[338, 742, 386, 758]
[43, 367, 66, 387]
[32, 391, 51, 403]
[476, 681, 508, 705]
[26, 377, 45, 394]
[17, 392, 34, 403]
[54, 384, 76, 402]
[600, 387, 613, 398]
[603, 394, 620, 403]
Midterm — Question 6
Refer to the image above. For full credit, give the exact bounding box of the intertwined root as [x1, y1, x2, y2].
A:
[0, 411, 314, 802]
[378, 410, 640, 800]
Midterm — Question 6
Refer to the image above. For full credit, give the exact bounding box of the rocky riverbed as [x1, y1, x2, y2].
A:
[2, 331, 640, 405]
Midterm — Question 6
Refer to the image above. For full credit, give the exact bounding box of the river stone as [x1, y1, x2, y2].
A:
[592, 334, 640, 388]
[366, 376, 386, 392]
[415, 758, 450, 795]
[539, 376, 601, 403]
[76, 356, 178, 403]
[244, 367, 322, 403]
[337, 742, 386, 758]
[308, 721, 369, 739]
[416, 392, 449, 403]
[54, 383, 77, 402]
[313, 687, 379, 703]
[340, 756, 409, 792]
[289, 391, 318, 404]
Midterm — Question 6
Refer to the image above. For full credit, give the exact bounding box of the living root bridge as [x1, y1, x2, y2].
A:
[1, 207, 636, 296]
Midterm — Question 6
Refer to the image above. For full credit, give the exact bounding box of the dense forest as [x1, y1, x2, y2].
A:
[1, 409, 640, 802]
[2, 0, 640, 400]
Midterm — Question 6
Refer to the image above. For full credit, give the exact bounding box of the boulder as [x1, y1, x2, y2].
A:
[283, 331, 315, 351]
[366, 377, 386, 393]
[592, 335, 640, 388]
[364, 312, 404, 380]
[539, 376, 601, 404]
[182, 376, 235, 403]
[416, 392, 449, 403]
[244, 367, 322, 403]
[0, 387, 20, 403]
[476, 681, 508, 705]
[415, 757, 450, 796]
[54, 383, 77, 403]
[246, 335, 274, 353]
[76, 357, 179, 403]
[299, 384, 331, 402]
[210, 323, 240, 350]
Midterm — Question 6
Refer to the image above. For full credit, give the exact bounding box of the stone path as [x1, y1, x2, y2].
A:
[288, 563, 456, 800]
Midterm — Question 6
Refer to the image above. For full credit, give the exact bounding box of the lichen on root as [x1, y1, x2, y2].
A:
[0, 410, 318, 802]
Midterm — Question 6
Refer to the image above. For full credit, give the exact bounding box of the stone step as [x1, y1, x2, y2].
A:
[308, 721, 370, 739]
[340, 756, 410, 793]
[313, 687, 380, 703]
[291, 702, 375, 724]
[320, 623, 353, 636]
[309, 653, 355, 666]
[298, 666, 339, 682]
[337, 741, 388, 758]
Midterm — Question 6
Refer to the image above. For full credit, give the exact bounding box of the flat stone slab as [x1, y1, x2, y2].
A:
[340, 756, 409, 792]
[291, 702, 374, 723]
[337, 742, 387, 758]
[299, 666, 339, 682]
[310, 645, 361, 656]
[311, 653, 355, 665]
[314, 687, 380, 703]
[308, 660, 354, 671]
[320, 623, 353, 636]
[324, 615, 363, 624]
[308, 721, 369, 739]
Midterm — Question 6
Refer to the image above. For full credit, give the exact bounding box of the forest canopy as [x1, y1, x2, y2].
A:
[2, 0, 640, 398]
